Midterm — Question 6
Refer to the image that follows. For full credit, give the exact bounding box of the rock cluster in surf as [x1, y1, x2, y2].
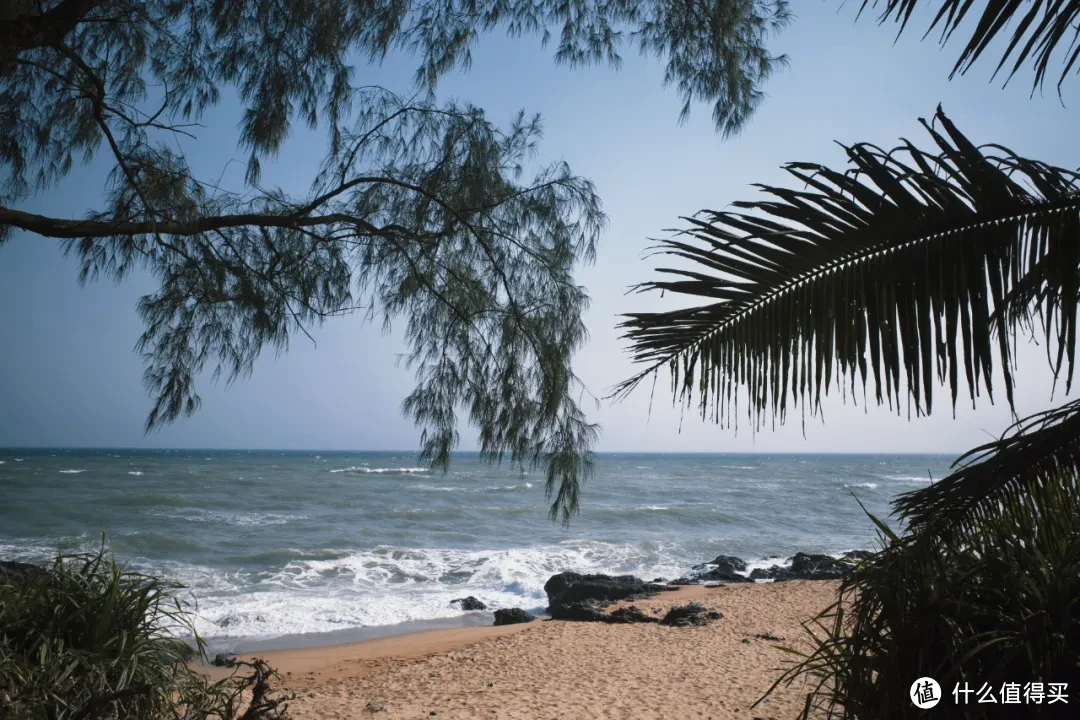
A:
[449, 596, 486, 611]
[540, 571, 720, 627]
[671, 550, 875, 585]
[492, 608, 535, 625]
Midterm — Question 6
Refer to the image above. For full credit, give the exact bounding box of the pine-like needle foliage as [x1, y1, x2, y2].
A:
[0, 1, 789, 520]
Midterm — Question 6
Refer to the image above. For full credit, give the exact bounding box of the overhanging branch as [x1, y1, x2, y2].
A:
[0, 0, 107, 66]
[0, 206, 386, 239]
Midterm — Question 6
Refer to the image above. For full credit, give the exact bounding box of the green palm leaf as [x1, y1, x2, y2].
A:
[613, 106, 1080, 434]
[895, 397, 1080, 531]
[860, 1, 1080, 93]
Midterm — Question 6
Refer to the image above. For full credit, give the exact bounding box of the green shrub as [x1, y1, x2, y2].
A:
[0, 545, 288, 720]
[763, 472, 1080, 719]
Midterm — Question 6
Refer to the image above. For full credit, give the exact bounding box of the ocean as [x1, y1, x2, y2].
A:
[0, 449, 952, 652]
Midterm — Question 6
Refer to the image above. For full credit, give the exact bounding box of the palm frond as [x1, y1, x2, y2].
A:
[894, 397, 1080, 531]
[613, 106, 1080, 431]
[859, 0, 1080, 93]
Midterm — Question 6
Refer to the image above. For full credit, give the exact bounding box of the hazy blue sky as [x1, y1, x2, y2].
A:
[2, 3, 1078, 454]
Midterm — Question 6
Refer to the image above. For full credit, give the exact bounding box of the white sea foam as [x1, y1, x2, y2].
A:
[14, 458, 24, 462]
[329, 466, 428, 474]
[636, 505, 673, 511]
[152, 508, 306, 526]
[886, 474, 932, 483]
[845, 482, 878, 489]
[742, 556, 790, 580]
[0, 460, 5, 464]
[169, 540, 693, 641]
[484, 483, 534, 491]
[128, 471, 145, 476]
[59, 469, 85, 474]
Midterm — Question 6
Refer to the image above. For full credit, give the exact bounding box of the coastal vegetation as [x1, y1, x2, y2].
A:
[0, 546, 294, 719]
[618, 2, 1080, 717]
[769, 468, 1080, 718]
[4, 1, 1080, 718]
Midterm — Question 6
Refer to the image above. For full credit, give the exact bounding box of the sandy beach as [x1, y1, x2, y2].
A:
[211, 580, 836, 720]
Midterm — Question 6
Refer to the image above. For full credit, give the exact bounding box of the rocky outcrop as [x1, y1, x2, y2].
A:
[750, 552, 848, 581]
[0, 560, 46, 587]
[543, 572, 667, 614]
[492, 608, 535, 626]
[709, 555, 748, 576]
[607, 606, 658, 624]
[659, 602, 723, 627]
[670, 555, 752, 586]
[677, 550, 875, 584]
[213, 653, 239, 668]
[792, 552, 846, 579]
[450, 596, 486, 611]
[549, 600, 608, 622]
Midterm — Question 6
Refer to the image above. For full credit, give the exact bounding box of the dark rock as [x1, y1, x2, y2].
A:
[669, 569, 749, 585]
[841, 550, 875, 562]
[212, 653, 238, 668]
[701, 567, 752, 584]
[543, 572, 659, 612]
[709, 555, 748, 574]
[749, 566, 791, 581]
[755, 632, 783, 642]
[642, 582, 678, 593]
[788, 553, 845, 580]
[748, 552, 862, 582]
[550, 600, 607, 622]
[659, 602, 723, 627]
[0, 560, 46, 587]
[607, 605, 658, 624]
[492, 608, 535, 626]
[669, 555, 751, 585]
[450, 596, 486, 611]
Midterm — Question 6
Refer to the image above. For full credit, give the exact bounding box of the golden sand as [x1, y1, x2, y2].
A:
[210, 581, 836, 719]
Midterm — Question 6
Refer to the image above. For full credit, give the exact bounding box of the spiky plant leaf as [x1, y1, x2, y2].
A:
[614, 106, 1080, 437]
[859, 1, 1080, 93]
[895, 396, 1080, 531]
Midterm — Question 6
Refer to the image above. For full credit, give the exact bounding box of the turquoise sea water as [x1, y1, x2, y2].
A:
[0, 449, 952, 650]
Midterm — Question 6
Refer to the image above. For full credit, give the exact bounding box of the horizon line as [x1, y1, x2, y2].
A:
[0, 445, 961, 456]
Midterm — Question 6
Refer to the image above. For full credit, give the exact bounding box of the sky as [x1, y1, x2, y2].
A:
[2, 2, 1079, 455]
